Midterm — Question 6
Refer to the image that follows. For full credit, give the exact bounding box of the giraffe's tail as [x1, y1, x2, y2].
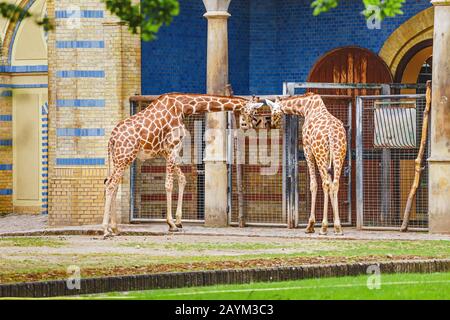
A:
[105, 137, 114, 185]
[327, 137, 334, 181]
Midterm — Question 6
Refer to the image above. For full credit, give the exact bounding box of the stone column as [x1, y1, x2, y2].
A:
[203, 0, 231, 227]
[428, 0, 450, 234]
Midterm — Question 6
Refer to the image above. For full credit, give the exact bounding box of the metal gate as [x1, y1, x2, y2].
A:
[228, 106, 286, 226]
[130, 96, 206, 223]
[283, 83, 358, 228]
[356, 94, 429, 230]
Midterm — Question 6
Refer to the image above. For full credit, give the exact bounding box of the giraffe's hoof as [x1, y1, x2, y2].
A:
[169, 227, 179, 233]
[305, 227, 315, 234]
[334, 226, 344, 236]
[103, 232, 114, 240]
[175, 223, 183, 229]
[111, 228, 120, 236]
[319, 228, 328, 235]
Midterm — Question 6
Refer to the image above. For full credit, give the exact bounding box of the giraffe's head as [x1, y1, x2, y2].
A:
[240, 98, 264, 129]
[265, 98, 283, 128]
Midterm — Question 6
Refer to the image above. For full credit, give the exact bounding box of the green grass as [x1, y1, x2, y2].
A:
[1, 237, 449, 284]
[0, 237, 66, 248]
[87, 272, 450, 300]
[120, 241, 296, 251]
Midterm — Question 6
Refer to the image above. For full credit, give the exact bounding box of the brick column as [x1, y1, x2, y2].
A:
[428, 0, 450, 234]
[203, 0, 231, 227]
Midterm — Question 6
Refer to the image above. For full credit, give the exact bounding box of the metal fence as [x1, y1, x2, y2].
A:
[130, 97, 205, 223]
[228, 108, 286, 226]
[128, 84, 429, 231]
[356, 94, 429, 230]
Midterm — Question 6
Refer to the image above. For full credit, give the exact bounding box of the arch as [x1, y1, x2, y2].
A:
[379, 7, 434, 77]
[394, 39, 433, 83]
[307, 46, 393, 84]
[1, 0, 47, 65]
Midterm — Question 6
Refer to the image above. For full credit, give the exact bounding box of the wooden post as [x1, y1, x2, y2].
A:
[401, 81, 432, 231]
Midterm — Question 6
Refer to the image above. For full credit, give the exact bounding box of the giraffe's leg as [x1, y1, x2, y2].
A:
[304, 147, 317, 234]
[165, 159, 178, 232]
[330, 180, 343, 235]
[103, 169, 123, 238]
[110, 188, 119, 235]
[103, 188, 113, 237]
[320, 180, 330, 235]
[174, 166, 186, 229]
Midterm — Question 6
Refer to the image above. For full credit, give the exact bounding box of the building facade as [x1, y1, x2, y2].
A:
[0, 0, 448, 233]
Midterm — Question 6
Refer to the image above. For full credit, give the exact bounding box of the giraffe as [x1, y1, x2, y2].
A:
[103, 93, 263, 237]
[265, 93, 347, 235]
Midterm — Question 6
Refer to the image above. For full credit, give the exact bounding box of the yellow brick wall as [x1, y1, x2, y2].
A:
[47, 0, 141, 226]
[0, 75, 12, 214]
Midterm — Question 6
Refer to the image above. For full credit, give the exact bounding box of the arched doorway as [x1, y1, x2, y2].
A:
[1, 0, 48, 215]
[394, 39, 433, 94]
[307, 46, 393, 93]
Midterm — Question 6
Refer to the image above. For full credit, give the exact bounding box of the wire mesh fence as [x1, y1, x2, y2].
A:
[130, 98, 205, 222]
[297, 96, 352, 226]
[229, 108, 286, 226]
[356, 95, 429, 230]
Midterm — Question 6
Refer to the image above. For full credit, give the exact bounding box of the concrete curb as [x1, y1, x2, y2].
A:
[1, 259, 449, 298]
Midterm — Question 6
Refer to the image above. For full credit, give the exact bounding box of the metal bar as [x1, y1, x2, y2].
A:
[381, 85, 391, 222]
[358, 94, 425, 100]
[129, 99, 137, 221]
[292, 116, 299, 227]
[390, 83, 427, 89]
[289, 82, 384, 90]
[229, 222, 288, 228]
[226, 111, 233, 225]
[285, 82, 427, 91]
[130, 219, 205, 224]
[347, 100, 352, 224]
[361, 226, 428, 232]
[297, 222, 353, 228]
[356, 96, 364, 229]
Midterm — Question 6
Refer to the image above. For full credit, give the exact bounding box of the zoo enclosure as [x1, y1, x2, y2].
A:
[129, 82, 429, 231]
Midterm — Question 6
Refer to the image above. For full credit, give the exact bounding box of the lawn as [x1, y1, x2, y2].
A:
[84, 272, 450, 300]
[0, 235, 449, 284]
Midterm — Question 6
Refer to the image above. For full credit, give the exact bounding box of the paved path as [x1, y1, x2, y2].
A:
[1, 214, 449, 240]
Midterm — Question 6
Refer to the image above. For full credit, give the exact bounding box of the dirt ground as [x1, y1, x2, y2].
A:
[1, 214, 449, 284]
[1, 213, 449, 241]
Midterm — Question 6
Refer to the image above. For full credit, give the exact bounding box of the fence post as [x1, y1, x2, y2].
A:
[129, 99, 137, 221]
[347, 100, 353, 224]
[283, 84, 299, 228]
[380, 85, 391, 222]
[356, 97, 364, 229]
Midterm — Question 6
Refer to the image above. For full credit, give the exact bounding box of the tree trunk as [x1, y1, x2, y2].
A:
[400, 80, 432, 232]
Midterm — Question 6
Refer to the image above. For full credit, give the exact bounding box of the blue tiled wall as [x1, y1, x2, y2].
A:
[141, 0, 431, 95]
[141, 0, 207, 94]
[141, 0, 250, 95]
[250, 0, 432, 94]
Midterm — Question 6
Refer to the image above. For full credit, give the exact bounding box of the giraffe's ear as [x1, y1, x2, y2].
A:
[254, 103, 264, 109]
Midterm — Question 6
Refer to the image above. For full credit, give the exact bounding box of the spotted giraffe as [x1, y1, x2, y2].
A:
[266, 93, 347, 235]
[103, 93, 262, 237]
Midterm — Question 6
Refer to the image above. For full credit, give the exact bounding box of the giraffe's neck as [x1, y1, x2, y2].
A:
[280, 94, 327, 118]
[176, 94, 247, 115]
